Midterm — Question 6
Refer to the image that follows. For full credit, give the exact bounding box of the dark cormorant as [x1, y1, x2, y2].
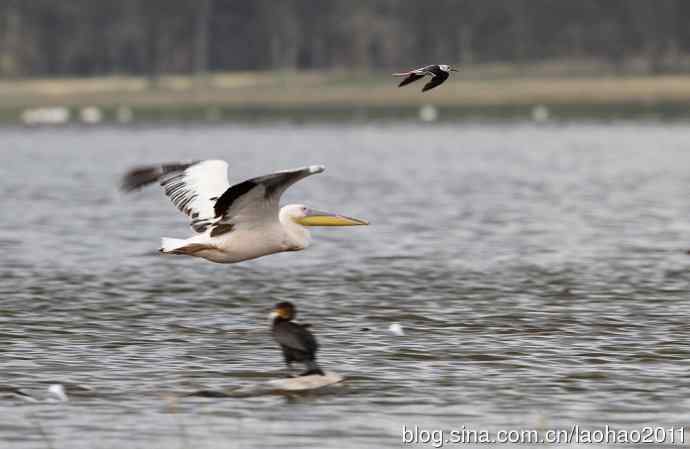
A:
[270, 302, 324, 376]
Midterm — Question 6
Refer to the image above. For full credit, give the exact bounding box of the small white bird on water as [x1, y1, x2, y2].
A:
[121, 161, 368, 264]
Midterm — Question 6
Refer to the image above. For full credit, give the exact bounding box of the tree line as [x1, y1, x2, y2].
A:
[1, 0, 688, 78]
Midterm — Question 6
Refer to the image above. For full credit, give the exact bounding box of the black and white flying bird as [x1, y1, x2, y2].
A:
[393, 64, 457, 92]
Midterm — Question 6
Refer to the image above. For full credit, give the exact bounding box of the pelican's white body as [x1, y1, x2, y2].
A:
[162, 206, 311, 263]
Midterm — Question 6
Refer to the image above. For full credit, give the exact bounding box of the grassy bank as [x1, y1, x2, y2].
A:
[3, 65, 690, 122]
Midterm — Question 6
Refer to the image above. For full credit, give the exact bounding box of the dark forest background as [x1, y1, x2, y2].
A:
[1, 0, 689, 79]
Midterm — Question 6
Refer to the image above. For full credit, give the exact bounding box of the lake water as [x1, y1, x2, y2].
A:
[1, 122, 690, 448]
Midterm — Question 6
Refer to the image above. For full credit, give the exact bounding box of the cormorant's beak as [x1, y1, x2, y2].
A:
[450, 68, 458, 72]
[297, 209, 369, 227]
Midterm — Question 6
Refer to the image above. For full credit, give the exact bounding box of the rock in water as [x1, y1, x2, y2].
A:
[267, 372, 344, 392]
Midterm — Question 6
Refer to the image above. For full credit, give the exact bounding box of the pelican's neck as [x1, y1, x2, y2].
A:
[279, 206, 311, 250]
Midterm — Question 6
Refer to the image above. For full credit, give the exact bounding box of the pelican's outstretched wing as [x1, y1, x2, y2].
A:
[214, 165, 325, 228]
[422, 72, 449, 92]
[121, 160, 230, 233]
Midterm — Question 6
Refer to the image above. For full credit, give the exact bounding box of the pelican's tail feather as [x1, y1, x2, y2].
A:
[160, 238, 217, 257]
[160, 237, 189, 254]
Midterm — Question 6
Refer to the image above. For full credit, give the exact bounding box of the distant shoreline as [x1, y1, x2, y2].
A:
[3, 68, 690, 123]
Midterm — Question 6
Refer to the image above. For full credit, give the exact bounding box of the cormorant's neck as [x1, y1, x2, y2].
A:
[272, 317, 290, 327]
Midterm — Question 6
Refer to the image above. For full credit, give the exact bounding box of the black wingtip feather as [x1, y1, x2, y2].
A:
[120, 166, 162, 192]
[398, 73, 424, 88]
[120, 162, 198, 192]
[422, 79, 443, 92]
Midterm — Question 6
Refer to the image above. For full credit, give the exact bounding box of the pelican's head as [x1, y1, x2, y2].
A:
[279, 204, 368, 251]
[270, 301, 296, 322]
[440, 64, 458, 72]
[283, 204, 369, 227]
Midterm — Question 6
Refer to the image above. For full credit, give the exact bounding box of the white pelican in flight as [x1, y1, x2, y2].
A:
[121, 161, 368, 264]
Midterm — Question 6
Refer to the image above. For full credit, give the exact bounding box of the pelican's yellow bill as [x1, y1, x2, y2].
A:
[298, 215, 369, 227]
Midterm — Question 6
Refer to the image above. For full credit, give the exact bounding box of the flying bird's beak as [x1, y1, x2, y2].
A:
[297, 209, 369, 227]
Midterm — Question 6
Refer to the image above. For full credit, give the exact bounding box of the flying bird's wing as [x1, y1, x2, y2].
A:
[213, 165, 324, 229]
[393, 65, 439, 87]
[422, 71, 449, 92]
[395, 73, 425, 87]
[274, 322, 319, 355]
[121, 160, 231, 233]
